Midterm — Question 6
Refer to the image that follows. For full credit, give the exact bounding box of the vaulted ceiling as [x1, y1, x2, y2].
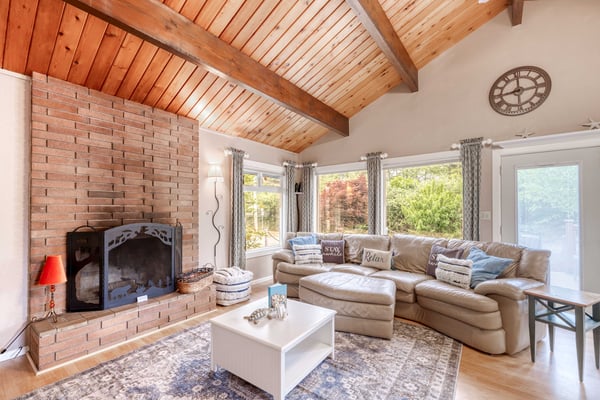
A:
[0, 0, 518, 153]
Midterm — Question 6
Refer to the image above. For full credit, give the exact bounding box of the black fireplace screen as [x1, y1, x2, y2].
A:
[67, 223, 182, 311]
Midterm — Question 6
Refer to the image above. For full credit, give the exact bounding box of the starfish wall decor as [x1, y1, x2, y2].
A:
[515, 128, 536, 139]
[581, 118, 600, 130]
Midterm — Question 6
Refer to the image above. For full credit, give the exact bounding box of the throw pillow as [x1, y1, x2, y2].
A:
[361, 248, 392, 270]
[293, 244, 323, 265]
[467, 247, 513, 288]
[426, 245, 464, 277]
[435, 255, 473, 289]
[288, 234, 316, 255]
[321, 239, 345, 264]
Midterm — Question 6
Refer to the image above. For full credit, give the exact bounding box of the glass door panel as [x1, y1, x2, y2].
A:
[501, 147, 600, 292]
[516, 165, 580, 289]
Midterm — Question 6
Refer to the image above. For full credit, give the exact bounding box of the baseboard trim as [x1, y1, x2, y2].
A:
[252, 275, 273, 286]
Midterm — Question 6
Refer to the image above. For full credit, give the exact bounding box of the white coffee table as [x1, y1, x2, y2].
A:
[210, 298, 336, 400]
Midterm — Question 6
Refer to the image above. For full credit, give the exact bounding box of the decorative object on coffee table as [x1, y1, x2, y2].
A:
[268, 283, 287, 307]
[243, 307, 273, 324]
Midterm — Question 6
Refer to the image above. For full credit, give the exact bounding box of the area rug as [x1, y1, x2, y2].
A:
[18, 319, 462, 400]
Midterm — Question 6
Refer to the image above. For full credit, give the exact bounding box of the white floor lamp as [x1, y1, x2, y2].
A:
[207, 163, 224, 268]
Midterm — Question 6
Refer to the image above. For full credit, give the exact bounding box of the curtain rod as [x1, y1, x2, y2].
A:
[224, 148, 250, 158]
[359, 152, 388, 161]
[282, 161, 317, 167]
[450, 138, 493, 150]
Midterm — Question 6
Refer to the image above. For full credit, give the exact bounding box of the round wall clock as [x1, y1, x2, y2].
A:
[488, 66, 551, 116]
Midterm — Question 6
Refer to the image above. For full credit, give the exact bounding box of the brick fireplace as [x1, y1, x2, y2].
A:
[28, 73, 213, 371]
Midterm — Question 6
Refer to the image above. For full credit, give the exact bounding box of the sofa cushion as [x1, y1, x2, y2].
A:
[277, 261, 333, 276]
[435, 255, 473, 289]
[369, 270, 433, 295]
[344, 234, 390, 264]
[426, 245, 464, 277]
[415, 280, 499, 313]
[417, 297, 503, 330]
[299, 271, 395, 306]
[361, 248, 392, 269]
[331, 264, 380, 276]
[316, 233, 344, 242]
[321, 239, 345, 263]
[390, 234, 447, 274]
[467, 247, 513, 288]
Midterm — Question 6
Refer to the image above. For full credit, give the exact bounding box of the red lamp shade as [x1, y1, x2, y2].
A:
[39, 255, 67, 285]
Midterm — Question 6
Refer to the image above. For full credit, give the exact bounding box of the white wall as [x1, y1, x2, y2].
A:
[0, 70, 30, 362]
[301, 0, 600, 241]
[198, 129, 298, 280]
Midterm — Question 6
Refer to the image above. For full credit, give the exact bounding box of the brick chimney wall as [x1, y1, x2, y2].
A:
[29, 72, 199, 319]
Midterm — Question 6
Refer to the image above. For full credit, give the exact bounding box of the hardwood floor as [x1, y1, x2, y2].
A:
[1, 282, 598, 400]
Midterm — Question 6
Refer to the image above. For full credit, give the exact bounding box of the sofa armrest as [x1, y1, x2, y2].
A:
[272, 249, 294, 283]
[272, 249, 294, 263]
[474, 278, 544, 301]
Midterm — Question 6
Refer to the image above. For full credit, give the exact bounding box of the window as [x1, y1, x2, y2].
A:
[244, 164, 283, 252]
[385, 162, 462, 238]
[317, 170, 368, 233]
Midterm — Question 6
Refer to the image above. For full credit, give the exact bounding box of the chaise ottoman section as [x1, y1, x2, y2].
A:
[299, 272, 396, 339]
[276, 262, 334, 297]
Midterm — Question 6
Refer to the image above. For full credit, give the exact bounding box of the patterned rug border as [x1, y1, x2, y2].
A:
[18, 318, 462, 400]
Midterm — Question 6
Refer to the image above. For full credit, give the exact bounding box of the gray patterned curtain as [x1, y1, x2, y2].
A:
[366, 152, 383, 235]
[284, 161, 297, 233]
[460, 137, 483, 241]
[229, 148, 246, 269]
[299, 163, 316, 232]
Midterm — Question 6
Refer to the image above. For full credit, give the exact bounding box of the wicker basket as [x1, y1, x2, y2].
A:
[176, 267, 214, 294]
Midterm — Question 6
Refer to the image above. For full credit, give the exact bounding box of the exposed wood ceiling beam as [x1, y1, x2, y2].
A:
[63, 0, 349, 136]
[511, 0, 524, 26]
[345, 0, 418, 92]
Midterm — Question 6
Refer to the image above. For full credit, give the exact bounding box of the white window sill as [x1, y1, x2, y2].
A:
[246, 247, 279, 259]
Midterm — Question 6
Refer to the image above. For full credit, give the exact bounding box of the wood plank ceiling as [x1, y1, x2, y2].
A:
[0, 0, 510, 153]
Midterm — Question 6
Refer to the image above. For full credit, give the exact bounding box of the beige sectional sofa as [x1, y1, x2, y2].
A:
[272, 232, 551, 355]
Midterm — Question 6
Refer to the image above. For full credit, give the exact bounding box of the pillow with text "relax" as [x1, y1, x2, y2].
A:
[361, 248, 393, 270]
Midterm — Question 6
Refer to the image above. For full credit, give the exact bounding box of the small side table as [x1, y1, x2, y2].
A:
[524, 285, 600, 382]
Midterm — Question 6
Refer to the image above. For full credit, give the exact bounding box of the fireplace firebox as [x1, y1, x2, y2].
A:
[66, 223, 182, 311]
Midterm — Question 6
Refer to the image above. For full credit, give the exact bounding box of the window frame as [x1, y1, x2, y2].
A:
[243, 160, 285, 258]
[316, 161, 368, 234]
[382, 150, 461, 236]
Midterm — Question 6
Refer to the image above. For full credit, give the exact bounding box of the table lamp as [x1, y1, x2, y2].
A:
[39, 255, 67, 323]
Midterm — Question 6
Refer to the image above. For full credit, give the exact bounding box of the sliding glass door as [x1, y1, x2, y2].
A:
[500, 147, 600, 292]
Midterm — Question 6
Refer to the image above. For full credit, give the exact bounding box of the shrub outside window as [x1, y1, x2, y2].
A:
[385, 162, 462, 238]
[318, 170, 368, 233]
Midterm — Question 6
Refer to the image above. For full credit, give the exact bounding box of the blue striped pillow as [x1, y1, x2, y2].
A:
[293, 244, 323, 265]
